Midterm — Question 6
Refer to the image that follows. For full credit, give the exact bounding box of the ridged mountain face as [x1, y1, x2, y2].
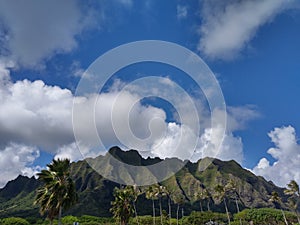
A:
[0, 146, 285, 218]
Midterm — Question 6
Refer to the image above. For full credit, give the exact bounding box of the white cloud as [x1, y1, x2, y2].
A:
[54, 142, 97, 162]
[226, 105, 260, 131]
[0, 143, 40, 188]
[177, 5, 188, 20]
[198, 0, 295, 60]
[0, 78, 74, 150]
[192, 125, 244, 164]
[253, 126, 300, 187]
[151, 123, 198, 160]
[0, 0, 87, 68]
[0, 1, 136, 68]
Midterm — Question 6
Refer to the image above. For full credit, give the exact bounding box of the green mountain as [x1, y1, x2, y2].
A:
[0, 146, 286, 219]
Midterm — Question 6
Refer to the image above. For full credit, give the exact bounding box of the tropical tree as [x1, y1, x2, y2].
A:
[165, 186, 176, 224]
[285, 180, 300, 224]
[132, 185, 142, 225]
[226, 179, 243, 225]
[269, 191, 288, 225]
[195, 186, 211, 212]
[110, 186, 134, 225]
[35, 158, 77, 225]
[214, 184, 231, 225]
[146, 185, 159, 225]
[173, 194, 185, 225]
[155, 185, 168, 225]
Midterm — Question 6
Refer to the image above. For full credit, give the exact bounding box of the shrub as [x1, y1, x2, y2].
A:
[1, 217, 30, 225]
[62, 215, 79, 225]
[182, 211, 228, 225]
[234, 208, 297, 225]
[79, 215, 115, 225]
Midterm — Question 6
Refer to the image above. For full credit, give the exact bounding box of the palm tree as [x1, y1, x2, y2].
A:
[165, 186, 176, 225]
[269, 191, 288, 225]
[173, 194, 185, 225]
[287, 197, 300, 224]
[195, 186, 211, 212]
[204, 189, 212, 212]
[132, 185, 142, 225]
[214, 184, 231, 225]
[35, 158, 77, 225]
[110, 186, 134, 225]
[155, 185, 167, 225]
[146, 185, 159, 225]
[285, 180, 300, 224]
[226, 179, 242, 225]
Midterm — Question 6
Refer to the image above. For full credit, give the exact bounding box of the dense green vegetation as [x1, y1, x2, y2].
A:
[1, 208, 299, 225]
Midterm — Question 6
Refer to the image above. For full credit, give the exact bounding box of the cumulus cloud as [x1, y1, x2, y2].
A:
[0, 0, 87, 67]
[0, 78, 74, 150]
[253, 126, 300, 187]
[193, 126, 243, 164]
[0, 0, 131, 68]
[0, 143, 40, 188]
[198, 0, 295, 59]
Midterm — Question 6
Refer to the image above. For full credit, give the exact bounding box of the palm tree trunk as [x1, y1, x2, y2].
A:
[58, 206, 62, 225]
[168, 197, 172, 224]
[176, 204, 179, 225]
[152, 199, 156, 225]
[159, 197, 163, 225]
[235, 197, 242, 225]
[133, 201, 140, 225]
[295, 209, 300, 225]
[281, 209, 288, 225]
[207, 199, 210, 211]
[223, 198, 231, 225]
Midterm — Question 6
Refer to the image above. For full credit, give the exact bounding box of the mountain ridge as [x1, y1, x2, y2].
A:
[0, 146, 287, 218]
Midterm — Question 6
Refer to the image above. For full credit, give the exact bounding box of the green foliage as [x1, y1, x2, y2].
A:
[62, 215, 78, 224]
[234, 208, 297, 225]
[1, 217, 30, 225]
[182, 211, 228, 224]
[110, 186, 135, 224]
[35, 158, 78, 224]
[79, 215, 115, 225]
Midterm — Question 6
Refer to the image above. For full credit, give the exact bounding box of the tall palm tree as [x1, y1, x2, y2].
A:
[204, 189, 212, 212]
[269, 191, 288, 225]
[146, 185, 159, 225]
[226, 179, 242, 225]
[110, 186, 134, 225]
[214, 184, 231, 225]
[285, 180, 300, 224]
[35, 158, 77, 225]
[195, 186, 211, 212]
[165, 186, 176, 225]
[132, 185, 142, 225]
[155, 185, 167, 225]
[173, 194, 185, 225]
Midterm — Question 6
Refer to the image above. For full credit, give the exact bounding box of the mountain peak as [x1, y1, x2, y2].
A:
[108, 146, 143, 166]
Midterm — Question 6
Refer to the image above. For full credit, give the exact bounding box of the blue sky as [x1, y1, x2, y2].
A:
[0, 0, 300, 188]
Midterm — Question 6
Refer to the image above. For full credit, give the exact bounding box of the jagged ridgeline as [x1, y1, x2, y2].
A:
[0, 146, 285, 218]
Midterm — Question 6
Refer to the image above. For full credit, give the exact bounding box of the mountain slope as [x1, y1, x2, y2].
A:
[0, 146, 286, 218]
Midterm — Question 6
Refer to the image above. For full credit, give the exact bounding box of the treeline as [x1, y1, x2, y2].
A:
[2, 208, 299, 225]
